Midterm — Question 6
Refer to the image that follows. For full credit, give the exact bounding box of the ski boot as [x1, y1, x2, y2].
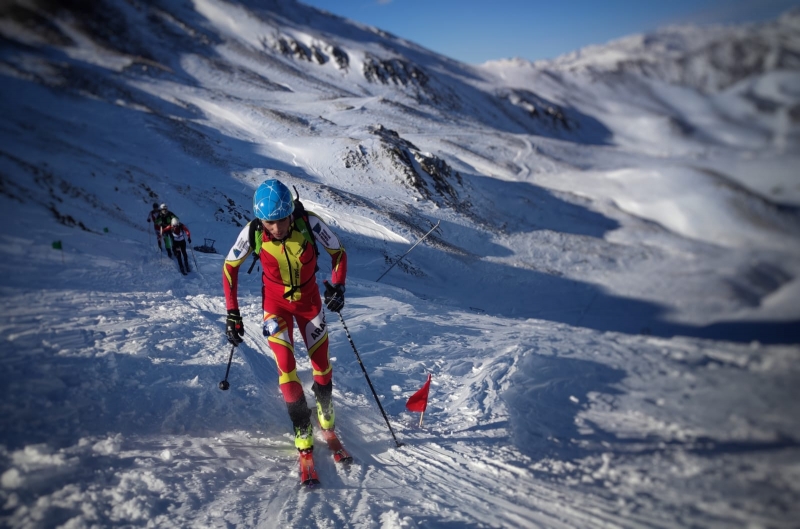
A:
[315, 400, 335, 430]
[294, 423, 314, 451]
[313, 381, 335, 430]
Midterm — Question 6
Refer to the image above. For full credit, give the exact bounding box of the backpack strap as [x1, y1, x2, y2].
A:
[292, 186, 319, 258]
[247, 220, 262, 274]
[247, 219, 263, 253]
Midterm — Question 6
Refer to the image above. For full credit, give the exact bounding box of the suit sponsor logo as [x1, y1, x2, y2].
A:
[317, 228, 331, 246]
[229, 238, 250, 260]
[310, 321, 326, 341]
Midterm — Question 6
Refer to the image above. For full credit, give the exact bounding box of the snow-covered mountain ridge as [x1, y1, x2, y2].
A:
[482, 9, 800, 183]
[1, 1, 799, 527]
[495, 9, 800, 93]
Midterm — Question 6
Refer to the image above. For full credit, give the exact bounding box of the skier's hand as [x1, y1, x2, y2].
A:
[188, 238, 192, 244]
[323, 281, 345, 313]
[226, 309, 244, 346]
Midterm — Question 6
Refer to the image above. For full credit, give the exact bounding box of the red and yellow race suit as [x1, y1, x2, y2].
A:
[222, 212, 346, 405]
[162, 223, 191, 243]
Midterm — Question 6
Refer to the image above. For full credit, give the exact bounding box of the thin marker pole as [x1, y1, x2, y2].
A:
[376, 220, 441, 283]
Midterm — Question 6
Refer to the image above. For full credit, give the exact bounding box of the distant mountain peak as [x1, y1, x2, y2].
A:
[487, 11, 800, 94]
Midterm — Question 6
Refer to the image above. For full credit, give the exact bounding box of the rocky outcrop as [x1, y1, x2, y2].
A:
[369, 125, 461, 206]
[413, 151, 462, 201]
[342, 145, 369, 170]
[499, 89, 573, 130]
[328, 44, 349, 70]
[264, 34, 349, 70]
[362, 55, 429, 88]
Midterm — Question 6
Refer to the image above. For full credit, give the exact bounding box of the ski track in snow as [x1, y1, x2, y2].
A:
[1, 247, 798, 528]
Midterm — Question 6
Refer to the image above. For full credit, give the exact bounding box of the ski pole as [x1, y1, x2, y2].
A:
[376, 220, 440, 283]
[219, 345, 235, 391]
[190, 245, 198, 270]
[247, 254, 259, 274]
[335, 309, 403, 447]
[160, 226, 165, 263]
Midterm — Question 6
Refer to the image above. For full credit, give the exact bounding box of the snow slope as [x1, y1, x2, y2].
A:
[0, 0, 799, 527]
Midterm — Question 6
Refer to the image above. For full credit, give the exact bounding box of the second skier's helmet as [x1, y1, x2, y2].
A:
[160, 203, 168, 211]
[253, 179, 294, 221]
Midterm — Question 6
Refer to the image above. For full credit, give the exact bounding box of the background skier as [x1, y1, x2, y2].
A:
[164, 218, 192, 275]
[221, 179, 347, 453]
[155, 203, 176, 258]
[146, 202, 163, 251]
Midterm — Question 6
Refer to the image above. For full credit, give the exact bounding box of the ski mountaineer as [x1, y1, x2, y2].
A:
[222, 178, 347, 456]
[146, 202, 163, 251]
[163, 218, 192, 275]
[155, 204, 177, 258]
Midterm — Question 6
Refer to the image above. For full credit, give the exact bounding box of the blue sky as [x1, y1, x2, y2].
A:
[299, 0, 799, 63]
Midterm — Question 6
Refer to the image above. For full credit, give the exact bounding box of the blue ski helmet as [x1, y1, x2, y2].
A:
[253, 179, 294, 221]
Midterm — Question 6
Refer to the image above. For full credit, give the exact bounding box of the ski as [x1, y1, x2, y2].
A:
[298, 449, 320, 487]
[320, 429, 353, 463]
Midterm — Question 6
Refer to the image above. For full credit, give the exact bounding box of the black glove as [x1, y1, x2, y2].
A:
[323, 281, 345, 313]
[188, 238, 192, 244]
[226, 309, 244, 346]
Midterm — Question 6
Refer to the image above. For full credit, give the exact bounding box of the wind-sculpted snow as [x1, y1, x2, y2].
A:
[1, 1, 799, 527]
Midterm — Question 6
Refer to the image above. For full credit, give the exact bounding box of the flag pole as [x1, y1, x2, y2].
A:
[406, 373, 432, 427]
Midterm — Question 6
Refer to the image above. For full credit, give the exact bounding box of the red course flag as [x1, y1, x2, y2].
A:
[406, 373, 432, 413]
